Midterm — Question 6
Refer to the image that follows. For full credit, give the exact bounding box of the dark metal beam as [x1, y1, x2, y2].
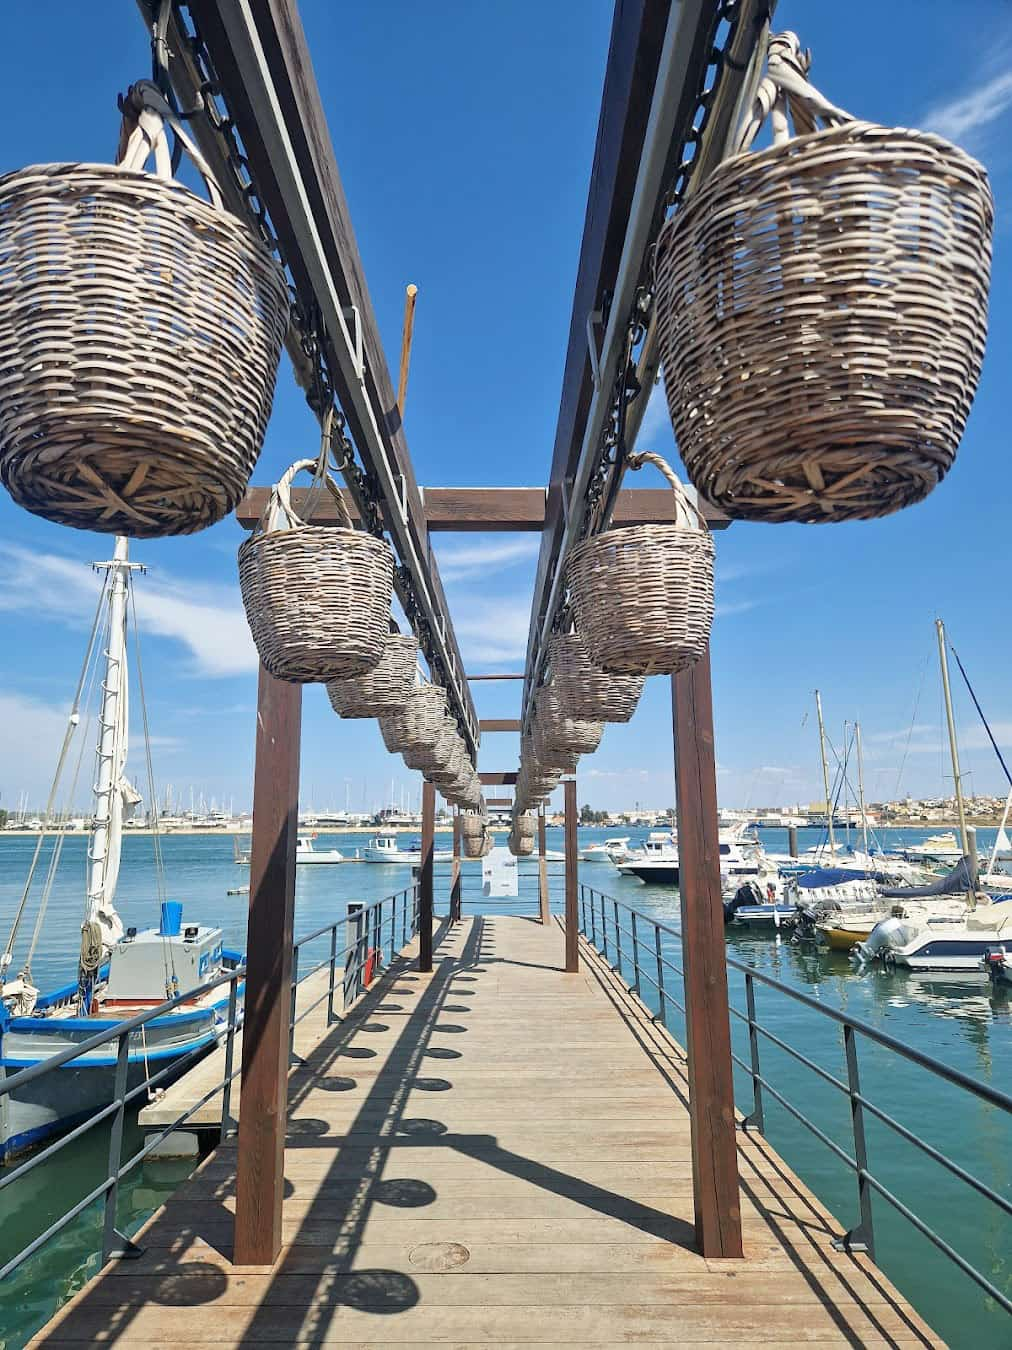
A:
[184, 0, 478, 750]
[564, 779, 579, 972]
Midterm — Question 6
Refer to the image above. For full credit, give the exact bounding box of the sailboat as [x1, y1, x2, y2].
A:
[0, 538, 242, 1161]
[858, 620, 1012, 973]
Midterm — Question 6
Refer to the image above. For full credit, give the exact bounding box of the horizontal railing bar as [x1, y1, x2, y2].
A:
[0, 1174, 113, 1281]
[748, 1021, 852, 1098]
[755, 1074, 859, 1173]
[583, 887, 1012, 1116]
[862, 1170, 1012, 1316]
[0, 1095, 121, 1191]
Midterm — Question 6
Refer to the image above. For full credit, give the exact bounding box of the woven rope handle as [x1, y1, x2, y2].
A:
[259, 457, 353, 534]
[116, 80, 225, 211]
[735, 31, 853, 155]
[625, 450, 707, 532]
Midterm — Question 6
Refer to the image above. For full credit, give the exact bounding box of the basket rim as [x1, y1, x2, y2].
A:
[568, 521, 715, 564]
[659, 119, 993, 253]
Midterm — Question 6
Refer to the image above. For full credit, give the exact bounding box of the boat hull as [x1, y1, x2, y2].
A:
[620, 865, 680, 885]
[819, 924, 875, 951]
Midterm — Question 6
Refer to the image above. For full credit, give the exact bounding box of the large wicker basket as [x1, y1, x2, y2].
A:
[327, 633, 418, 718]
[378, 683, 447, 755]
[534, 686, 603, 757]
[0, 83, 289, 536]
[238, 458, 393, 683]
[566, 451, 713, 676]
[550, 632, 643, 723]
[656, 33, 993, 524]
[460, 811, 488, 860]
[508, 828, 535, 858]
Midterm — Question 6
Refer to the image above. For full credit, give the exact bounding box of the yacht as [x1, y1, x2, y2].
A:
[900, 832, 962, 864]
[618, 831, 770, 887]
[579, 837, 631, 863]
[363, 833, 453, 864]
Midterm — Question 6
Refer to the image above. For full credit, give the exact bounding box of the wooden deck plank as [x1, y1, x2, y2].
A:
[33, 916, 942, 1348]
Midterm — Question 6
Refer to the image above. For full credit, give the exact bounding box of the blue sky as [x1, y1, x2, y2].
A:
[0, 2, 1010, 816]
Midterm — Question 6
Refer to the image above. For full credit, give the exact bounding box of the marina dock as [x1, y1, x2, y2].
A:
[32, 917, 938, 1346]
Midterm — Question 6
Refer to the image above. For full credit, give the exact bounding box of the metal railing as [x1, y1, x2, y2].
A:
[579, 884, 1012, 1318]
[0, 883, 419, 1280]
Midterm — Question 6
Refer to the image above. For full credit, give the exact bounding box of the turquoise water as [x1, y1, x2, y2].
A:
[1, 827, 1010, 1347]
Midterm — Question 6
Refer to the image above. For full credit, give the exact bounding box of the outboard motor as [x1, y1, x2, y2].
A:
[855, 915, 920, 964]
[724, 880, 762, 924]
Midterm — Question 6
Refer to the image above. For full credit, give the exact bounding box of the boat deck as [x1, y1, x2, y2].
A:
[31, 916, 940, 1346]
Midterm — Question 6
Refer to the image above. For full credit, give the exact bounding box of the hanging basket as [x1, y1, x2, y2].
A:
[0, 82, 289, 536]
[550, 632, 644, 723]
[238, 457, 393, 683]
[566, 451, 714, 676]
[533, 686, 603, 757]
[508, 829, 535, 858]
[326, 633, 418, 718]
[460, 811, 488, 859]
[655, 32, 994, 524]
[378, 683, 447, 755]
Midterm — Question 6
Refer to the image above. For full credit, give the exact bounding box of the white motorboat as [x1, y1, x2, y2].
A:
[363, 833, 453, 864]
[617, 832, 679, 883]
[899, 832, 962, 865]
[295, 834, 345, 864]
[858, 898, 1012, 972]
[0, 538, 242, 1162]
[618, 831, 771, 887]
[579, 837, 631, 863]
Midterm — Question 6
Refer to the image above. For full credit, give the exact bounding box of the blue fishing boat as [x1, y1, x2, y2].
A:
[0, 538, 242, 1161]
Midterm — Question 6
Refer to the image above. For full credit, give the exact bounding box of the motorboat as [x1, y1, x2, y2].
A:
[616, 832, 679, 884]
[579, 837, 631, 863]
[899, 832, 962, 865]
[619, 831, 771, 888]
[0, 538, 242, 1162]
[295, 834, 345, 864]
[857, 897, 1012, 973]
[363, 833, 453, 863]
[723, 877, 794, 928]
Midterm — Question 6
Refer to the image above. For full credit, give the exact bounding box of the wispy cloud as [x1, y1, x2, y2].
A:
[436, 537, 539, 582]
[923, 67, 1012, 147]
[0, 544, 256, 678]
[635, 379, 674, 449]
[451, 595, 531, 664]
[715, 598, 760, 619]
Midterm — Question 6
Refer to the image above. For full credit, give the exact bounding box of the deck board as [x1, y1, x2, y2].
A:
[31, 916, 942, 1347]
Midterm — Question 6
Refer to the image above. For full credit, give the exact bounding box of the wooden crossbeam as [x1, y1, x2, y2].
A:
[479, 719, 522, 732]
[235, 485, 727, 531]
[478, 771, 518, 785]
[485, 797, 512, 807]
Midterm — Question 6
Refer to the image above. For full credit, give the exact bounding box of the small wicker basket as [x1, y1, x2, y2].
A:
[0, 82, 289, 536]
[533, 687, 603, 757]
[326, 633, 418, 718]
[378, 683, 447, 755]
[460, 811, 488, 860]
[656, 33, 994, 524]
[550, 632, 643, 723]
[566, 451, 714, 677]
[238, 458, 393, 684]
[508, 829, 535, 858]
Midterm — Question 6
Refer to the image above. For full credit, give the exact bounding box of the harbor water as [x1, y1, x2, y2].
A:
[2, 827, 1010, 1348]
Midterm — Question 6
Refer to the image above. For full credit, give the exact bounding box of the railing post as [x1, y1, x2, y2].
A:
[742, 971, 764, 1132]
[654, 924, 666, 1024]
[835, 1025, 876, 1259]
[538, 808, 550, 924]
[601, 891, 609, 963]
[451, 812, 462, 922]
[671, 655, 743, 1257]
[590, 888, 597, 946]
[631, 909, 641, 997]
[288, 945, 300, 1062]
[344, 901, 365, 1010]
[402, 888, 408, 947]
[580, 884, 586, 934]
[327, 924, 339, 1026]
[613, 897, 622, 973]
[221, 973, 240, 1137]
[389, 896, 397, 965]
[102, 1029, 141, 1262]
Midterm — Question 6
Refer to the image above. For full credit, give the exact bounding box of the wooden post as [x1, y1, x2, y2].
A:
[419, 780, 434, 971]
[564, 779, 579, 972]
[397, 283, 418, 415]
[234, 666, 301, 1267]
[538, 809, 550, 925]
[451, 811, 462, 922]
[671, 651, 743, 1258]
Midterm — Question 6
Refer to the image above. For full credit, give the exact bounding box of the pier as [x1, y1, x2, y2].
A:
[29, 917, 939, 1346]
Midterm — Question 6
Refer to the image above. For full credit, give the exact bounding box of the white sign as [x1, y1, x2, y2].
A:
[482, 846, 518, 898]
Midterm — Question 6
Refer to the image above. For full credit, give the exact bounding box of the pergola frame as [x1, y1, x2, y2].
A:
[140, 0, 773, 1268]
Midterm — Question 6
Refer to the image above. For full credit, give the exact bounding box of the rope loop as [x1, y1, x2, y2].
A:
[257, 457, 353, 535]
[734, 30, 853, 154]
[116, 79, 226, 209]
[625, 450, 707, 532]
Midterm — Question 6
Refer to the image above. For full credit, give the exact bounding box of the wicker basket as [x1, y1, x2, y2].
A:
[239, 458, 393, 683]
[378, 683, 447, 754]
[655, 33, 993, 524]
[531, 685, 601, 761]
[460, 811, 488, 860]
[508, 829, 535, 858]
[0, 83, 289, 536]
[566, 451, 714, 677]
[550, 632, 643, 723]
[326, 633, 418, 718]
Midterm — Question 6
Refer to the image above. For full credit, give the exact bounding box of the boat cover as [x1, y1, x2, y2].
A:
[797, 868, 876, 889]
[879, 855, 974, 900]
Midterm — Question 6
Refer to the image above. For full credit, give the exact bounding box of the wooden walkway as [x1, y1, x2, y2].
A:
[32, 916, 941, 1347]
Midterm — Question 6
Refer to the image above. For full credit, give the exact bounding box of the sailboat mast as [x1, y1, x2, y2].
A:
[85, 537, 129, 926]
[815, 690, 836, 858]
[855, 721, 870, 857]
[936, 618, 974, 906]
